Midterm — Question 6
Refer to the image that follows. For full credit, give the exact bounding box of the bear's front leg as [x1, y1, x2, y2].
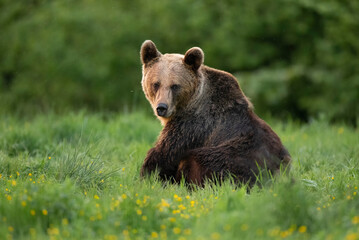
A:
[140, 117, 211, 181]
[140, 146, 180, 181]
[140, 148, 165, 177]
[140, 148, 155, 177]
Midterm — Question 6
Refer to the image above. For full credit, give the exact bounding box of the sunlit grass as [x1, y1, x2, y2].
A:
[0, 112, 358, 239]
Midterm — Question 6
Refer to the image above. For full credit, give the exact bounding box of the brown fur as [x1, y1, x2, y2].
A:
[140, 40, 291, 186]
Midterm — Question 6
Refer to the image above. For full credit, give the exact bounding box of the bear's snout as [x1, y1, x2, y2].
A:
[156, 103, 168, 117]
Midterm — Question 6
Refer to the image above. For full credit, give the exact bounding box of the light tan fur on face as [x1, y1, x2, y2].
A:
[142, 54, 201, 125]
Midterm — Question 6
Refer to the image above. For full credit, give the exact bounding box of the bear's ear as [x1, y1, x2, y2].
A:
[140, 40, 161, 65]
[183, 47, 204, 71]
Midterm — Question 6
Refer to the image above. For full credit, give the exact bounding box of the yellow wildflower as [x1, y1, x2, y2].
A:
[241, 224, 249, 231]
[280, 231, 290, 238]
[47, 227, 59, 235]
[298, 226, 307, 233]
[62, 218, 69, 225]
[181, 214, 190, 219]
[160, 199, 170, 208]
[42, 209, 48, 215]
[178, 204, 186, 210]
[346, 233, 359, 240]
[184, 229, 192, 235]
[151, 232, 158, 238]
[269, 227, 280, 237]
[104, 235, 117, 240]
[173, 228, 181, 234]
[352, 216, 359, 224]
[211, 232, 221, 240]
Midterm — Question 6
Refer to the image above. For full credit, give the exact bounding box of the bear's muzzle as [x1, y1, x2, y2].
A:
[156, 103, 168, 117]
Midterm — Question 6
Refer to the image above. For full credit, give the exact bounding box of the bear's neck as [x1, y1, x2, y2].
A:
[188, 66, 250, 116]
[185, 69, 208, 115]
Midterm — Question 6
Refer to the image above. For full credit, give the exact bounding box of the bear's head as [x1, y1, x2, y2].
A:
[140, 40, 204, 125]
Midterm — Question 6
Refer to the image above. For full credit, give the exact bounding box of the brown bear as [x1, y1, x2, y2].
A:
[140, 40, 291, 187]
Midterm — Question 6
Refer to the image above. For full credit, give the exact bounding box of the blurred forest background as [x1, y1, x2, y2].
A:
[0, 0, 358, 125]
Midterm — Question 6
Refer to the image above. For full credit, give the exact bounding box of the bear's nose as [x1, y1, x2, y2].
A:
[156, 103, 168, 117]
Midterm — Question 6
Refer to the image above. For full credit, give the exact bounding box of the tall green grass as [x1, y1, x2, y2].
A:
[0, 112, 358, 239]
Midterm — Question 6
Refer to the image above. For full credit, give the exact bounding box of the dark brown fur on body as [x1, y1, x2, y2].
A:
[140, 40, 291, 186]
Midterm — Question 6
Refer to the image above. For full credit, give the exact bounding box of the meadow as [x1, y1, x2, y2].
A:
[0, 112, 358, 240]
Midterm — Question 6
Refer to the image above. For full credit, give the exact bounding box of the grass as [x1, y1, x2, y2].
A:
[0, 111, 358, 240]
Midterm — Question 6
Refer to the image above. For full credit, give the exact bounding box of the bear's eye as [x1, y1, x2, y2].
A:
[171, 84, 180, 92]
[153, 82, 160, 92]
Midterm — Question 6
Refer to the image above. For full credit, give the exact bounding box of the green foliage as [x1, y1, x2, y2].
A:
[0, 112, 359, 239]
[0, 0, 358, 123]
